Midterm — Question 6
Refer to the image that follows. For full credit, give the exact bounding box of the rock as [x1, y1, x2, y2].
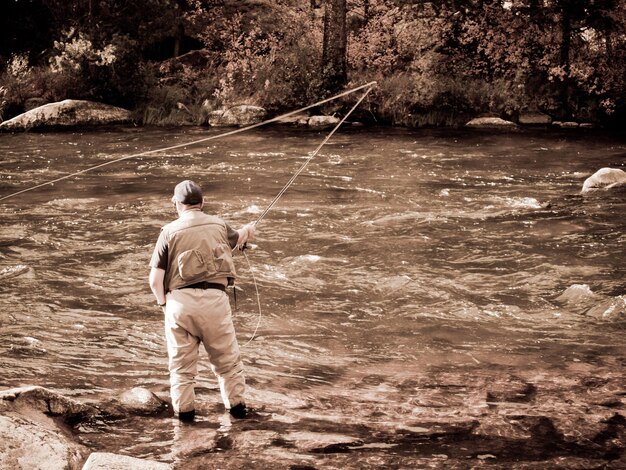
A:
[82, 452, 172, 470]
[555, 284, 597, 305]
[0, 99, 132, 131]
[0, 386, 92, 469]
[0, 415, 87, 470]
[0, 386, 96, 422]
[308, 115, 340, 128]
[518, 112, 552, 126]
[465, 117, 517, 128]
[282, 431, 363, 452]
[582, 167, 626, 194]
[553, 121, 579, 128]
[0, 264, 30, 280]
[208, 105, 266, 127]
[587, 295, 626, 320]
[117, 387, 168, 415]
[273, 111, 310, 125]
[486, 377, 537, 403]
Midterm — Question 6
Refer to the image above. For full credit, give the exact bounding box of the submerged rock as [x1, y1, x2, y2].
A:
[555, 284, 598, 305]
[582, 167, 626, 194]
[465, 117, 517, 128]
[486, 377, 537, 403]
[0, 264, 30, 280]
[0, 99, 132, 131]
[555, 284, 626, 320]
[587, 296, 626, 320]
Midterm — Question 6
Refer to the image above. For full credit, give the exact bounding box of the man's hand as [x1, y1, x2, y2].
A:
[245, 223, 256, 241]
[238, 223, 256, 245]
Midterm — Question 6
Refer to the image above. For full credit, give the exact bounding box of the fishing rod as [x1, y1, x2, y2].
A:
[236, 82, 376, 347]
[0, 81, 377, 203]
[252, 83, 376, 227]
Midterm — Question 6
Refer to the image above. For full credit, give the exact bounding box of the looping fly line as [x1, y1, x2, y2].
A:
[0, 81, 376, 203]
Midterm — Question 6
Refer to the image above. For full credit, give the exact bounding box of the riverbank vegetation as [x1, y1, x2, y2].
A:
[1, 0, 625, 128]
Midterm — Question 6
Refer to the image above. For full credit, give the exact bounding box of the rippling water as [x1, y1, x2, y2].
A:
[1, 126, 625, 467]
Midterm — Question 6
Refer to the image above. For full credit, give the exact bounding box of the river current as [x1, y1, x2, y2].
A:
[1, 126, 625, 468]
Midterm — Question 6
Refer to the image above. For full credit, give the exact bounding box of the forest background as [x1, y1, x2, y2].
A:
[1, 0, 625, 128]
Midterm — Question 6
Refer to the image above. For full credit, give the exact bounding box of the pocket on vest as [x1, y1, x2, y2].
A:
[177, 249, 213, 281]
[214, 243, 236, 274]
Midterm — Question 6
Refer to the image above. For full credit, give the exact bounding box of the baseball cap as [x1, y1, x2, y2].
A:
[172, 180, 203, 205]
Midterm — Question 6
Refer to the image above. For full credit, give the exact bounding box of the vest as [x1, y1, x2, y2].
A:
[162, 211, 237, 292]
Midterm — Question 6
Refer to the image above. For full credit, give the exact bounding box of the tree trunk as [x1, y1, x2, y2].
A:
[321, 0, 347, 93]
[173, 22, 184, 57]
[559, 4, 572, 118]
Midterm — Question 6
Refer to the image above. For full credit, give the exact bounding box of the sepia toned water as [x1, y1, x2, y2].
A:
[1, 126, 625, 468]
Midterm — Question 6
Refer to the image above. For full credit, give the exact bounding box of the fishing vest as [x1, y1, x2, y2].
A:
[162, 211, 237, 292]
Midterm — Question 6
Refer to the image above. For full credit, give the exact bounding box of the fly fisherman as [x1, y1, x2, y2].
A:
[149, 180, 255, 422]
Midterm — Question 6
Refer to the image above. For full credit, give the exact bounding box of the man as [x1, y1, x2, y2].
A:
[149, 180, 255, 421]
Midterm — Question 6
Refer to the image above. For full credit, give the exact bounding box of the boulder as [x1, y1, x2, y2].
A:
[518, 112, 552, 126]
[208, 105, 266, 127]
[0, 386, 93, 469]
[82, 452, 172, 470]
[273, 111, 310, 125]
[308, 115, 340, 128]
[0, 385, 97, 421]
[0, 99, 132, 131]
[465, 117, 517, 128]
[582, 167, 626, 194]
[116, 387, 168, 415]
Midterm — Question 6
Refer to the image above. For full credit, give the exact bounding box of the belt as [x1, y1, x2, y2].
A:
[178, 281, 226, 291]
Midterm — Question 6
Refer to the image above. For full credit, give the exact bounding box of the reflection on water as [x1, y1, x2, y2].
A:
[1, 127, 625, 467]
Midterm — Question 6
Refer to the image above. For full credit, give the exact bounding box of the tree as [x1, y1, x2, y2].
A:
[321, 0, 347, 93]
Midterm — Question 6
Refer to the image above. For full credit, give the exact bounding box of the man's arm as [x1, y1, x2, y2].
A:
[149, 267, 167, 307]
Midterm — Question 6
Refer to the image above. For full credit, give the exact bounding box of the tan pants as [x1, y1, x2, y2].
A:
[164, 288, 246, 414]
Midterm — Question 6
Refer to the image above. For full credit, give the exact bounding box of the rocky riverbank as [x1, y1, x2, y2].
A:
[2, 367, 625, 470]
[0, 98, 604, 132]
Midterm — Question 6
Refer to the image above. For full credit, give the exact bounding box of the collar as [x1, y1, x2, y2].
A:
[179, 208, 203, 219]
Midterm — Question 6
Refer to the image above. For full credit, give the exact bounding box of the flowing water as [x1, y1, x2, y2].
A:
[1, 126, 625, 468]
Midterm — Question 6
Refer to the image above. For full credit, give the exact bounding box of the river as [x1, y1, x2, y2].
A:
[1, 126, 625, 468]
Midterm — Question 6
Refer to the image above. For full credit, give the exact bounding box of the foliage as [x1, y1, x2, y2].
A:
[1, 0, 625, 126]
[185, 3, 324, 112]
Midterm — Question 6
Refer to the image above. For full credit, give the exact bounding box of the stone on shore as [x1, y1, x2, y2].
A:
[518, 112, 552, 125]
[582, 167, 626, 194]
[0, 99, 132, 131]
[207, 105, 266, 127]
[273, 111, 310, 125]
[553, 121, 579, 128]
[307, 115, 341, 128]
[465, 117, 517, 128]
[82, 452, 173, 470]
